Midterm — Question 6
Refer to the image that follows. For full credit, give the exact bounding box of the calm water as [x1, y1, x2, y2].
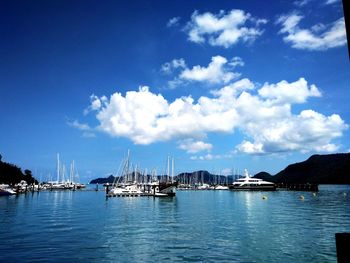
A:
[1, 185, 349, 262]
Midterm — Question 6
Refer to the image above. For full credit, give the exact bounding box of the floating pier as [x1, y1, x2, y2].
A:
[276, 183, 318, 192]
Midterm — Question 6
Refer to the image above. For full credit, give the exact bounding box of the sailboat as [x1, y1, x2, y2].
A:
[153, 156, 177, 197]
[108, 150, 144, 197]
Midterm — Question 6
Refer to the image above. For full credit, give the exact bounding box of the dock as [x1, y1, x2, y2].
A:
[276, 183, 319, 192]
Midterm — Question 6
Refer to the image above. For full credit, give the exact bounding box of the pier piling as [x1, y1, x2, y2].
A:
[336, 233, 350, 263]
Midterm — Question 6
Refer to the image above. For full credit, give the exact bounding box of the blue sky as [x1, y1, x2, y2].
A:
[1, 0, 349, 182]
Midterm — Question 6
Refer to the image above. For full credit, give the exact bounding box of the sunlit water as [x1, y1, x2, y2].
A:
[1, 185, 349, 262]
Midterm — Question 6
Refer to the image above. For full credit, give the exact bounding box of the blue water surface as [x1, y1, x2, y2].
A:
[0, 185, 349, 262]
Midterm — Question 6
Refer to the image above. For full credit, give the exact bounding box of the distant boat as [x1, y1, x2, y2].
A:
[0, 184, 16, 196]
[214, 185, 229, 190]
[108, 150, 144, 197]
[229, 169, 276, 191]
[152, 156, 177, 197]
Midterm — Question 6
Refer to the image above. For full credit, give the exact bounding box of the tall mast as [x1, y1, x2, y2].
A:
[57, 153, 60, 183]
[167, 156, 170, 182]
[62, 164, 66, 183]
[126, 149, 130, 182]
[171, 157, 174, 183]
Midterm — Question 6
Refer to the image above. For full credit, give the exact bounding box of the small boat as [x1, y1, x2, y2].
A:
[214, 185, 229, 190]
[0, 184, 16, 196]
[229, 169, 276, 191]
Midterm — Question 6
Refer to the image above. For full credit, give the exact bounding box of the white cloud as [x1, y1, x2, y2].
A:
[276, 13, 347, 50]
[186, 9, 267, 48]
[85, 78, 347, 154]
[236, 106, 347, 154]
[178, 139, 213, 153]
[167, 17, 181, 27]
[258, 77, 321, 104]
[164, 55, 242, 88]
[84, 94, 108, 115]
[236, 141, 264, 154]
[179, 55, 240, 84]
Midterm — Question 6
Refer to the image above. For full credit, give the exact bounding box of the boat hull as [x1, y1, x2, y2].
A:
[229, 185, 276, 191]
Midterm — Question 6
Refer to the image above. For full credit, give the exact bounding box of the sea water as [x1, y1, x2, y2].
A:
[0, 185, 349, 262]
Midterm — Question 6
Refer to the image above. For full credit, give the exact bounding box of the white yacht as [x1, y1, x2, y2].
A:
[229, 169, 276, 191]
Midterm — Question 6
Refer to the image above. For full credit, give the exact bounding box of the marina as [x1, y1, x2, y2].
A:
[0, 185, 349, 262]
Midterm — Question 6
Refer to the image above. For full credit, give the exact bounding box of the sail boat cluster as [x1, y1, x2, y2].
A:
[42, 153, 86, 190]
[107, 151, 177, 197]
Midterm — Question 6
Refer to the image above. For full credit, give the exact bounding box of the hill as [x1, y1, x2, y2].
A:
[90, 175, 116, 184]
[254, 153, 350, 184]
[0, 154, 38, 185]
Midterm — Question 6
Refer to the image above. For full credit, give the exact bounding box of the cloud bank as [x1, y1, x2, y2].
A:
[84, 77, 347, 154]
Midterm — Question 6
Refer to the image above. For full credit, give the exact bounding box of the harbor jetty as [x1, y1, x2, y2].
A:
[276, 183, 319, 192]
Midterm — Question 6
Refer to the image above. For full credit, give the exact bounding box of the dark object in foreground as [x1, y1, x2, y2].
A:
[336, 233, 350, 263]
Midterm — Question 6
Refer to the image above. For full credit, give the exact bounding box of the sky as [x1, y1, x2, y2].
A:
[0, 0, 349, 182]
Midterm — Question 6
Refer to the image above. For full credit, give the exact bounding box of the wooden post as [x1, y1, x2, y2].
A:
[336, 233, 350, 263]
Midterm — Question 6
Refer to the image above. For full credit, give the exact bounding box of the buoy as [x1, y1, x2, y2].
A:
[262, 195, 267, 200]
[343, 192, 347, 196]
[300, 195, 305, 200]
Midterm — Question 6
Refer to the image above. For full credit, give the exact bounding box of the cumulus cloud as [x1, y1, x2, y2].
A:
[84, 94, 108, 115]
[276, 12, 347, 50]
[180, 55, 239, 84]
[258, 77, 321, 104]
[84, 78, 347, 154]
[237, 109, 347, 154]
[178, 139, 213, 153]
[186, 9, 267, 48]
[163, 55, 242, 88]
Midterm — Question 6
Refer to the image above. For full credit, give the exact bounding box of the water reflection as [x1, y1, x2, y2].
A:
[0, 186, 349, 262]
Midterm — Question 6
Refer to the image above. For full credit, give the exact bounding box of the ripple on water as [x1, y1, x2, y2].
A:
[1, 186, 349, 262]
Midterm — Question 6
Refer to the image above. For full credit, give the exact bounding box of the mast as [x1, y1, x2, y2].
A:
[56, 153, 60, 183]
[126, 149, 130, 183]
[62, 164, 66, 183]
[167, 156, 170, 183]
[171, 157, 174, 183]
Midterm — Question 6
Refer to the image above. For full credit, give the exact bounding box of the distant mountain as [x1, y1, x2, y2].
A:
[90, 175, 116, 184]
[254, 153, 350, 184]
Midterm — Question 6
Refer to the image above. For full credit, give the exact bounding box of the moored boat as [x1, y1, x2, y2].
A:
[229, 169, 276, 191]
[0, 184, 16, 196]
